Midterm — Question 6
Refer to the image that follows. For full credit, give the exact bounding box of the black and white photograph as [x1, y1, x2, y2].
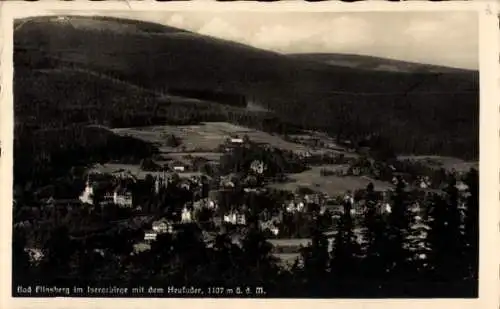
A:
[2, 1, 498, 304]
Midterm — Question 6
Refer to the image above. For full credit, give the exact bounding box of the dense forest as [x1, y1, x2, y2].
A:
[13, 66, 478, 190]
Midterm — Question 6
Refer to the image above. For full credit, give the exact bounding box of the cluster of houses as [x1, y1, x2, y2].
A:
[79, 174, 135, 208]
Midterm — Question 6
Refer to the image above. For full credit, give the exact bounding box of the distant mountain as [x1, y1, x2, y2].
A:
[14, 15, 479, 159]
[289, 53, 474, 74]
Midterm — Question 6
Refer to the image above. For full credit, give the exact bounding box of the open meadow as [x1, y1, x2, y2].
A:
[397, 155, 478, 173]
[110, 122, 347, 156]
[268, 165, 394, 196]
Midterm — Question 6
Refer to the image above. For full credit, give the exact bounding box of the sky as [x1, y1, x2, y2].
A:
[29, 10, 480, 70]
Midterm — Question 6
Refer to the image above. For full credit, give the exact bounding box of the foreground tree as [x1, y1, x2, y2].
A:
[361, 184, 392, 283]
[427, 175, 465, 284]
[385, 177, 411, 280]
[330, 197, 362, 293]
[463, 168, 479, 281]
[300, 228, 330, 293]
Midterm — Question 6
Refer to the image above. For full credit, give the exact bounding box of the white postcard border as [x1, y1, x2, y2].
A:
[0, 1, 498, 309]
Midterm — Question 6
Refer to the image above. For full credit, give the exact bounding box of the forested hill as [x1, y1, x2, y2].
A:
[14, 15, 479, 160]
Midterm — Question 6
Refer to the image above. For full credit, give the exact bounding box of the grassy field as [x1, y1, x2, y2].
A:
[110, 122, 341, 155]
[88, 163, 205, 180]
[268, 165, 394, 196]
[164, 152, 224, 162]
[88, 163, 163, 179]
[397, 155, 478, 173]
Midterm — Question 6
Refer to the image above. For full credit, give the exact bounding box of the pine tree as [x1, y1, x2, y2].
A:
[362, 183, 378, 252]
[361, 183, 391, 282]
[301, 228, 330, 284]
[428, 193, 450, 283]
[385, 176, 411, 280]
[40, 226, 76, 282]
[463, 168, 479, 280]
[12, 228, 32, 286]
[427, 174, 465, 283]
[443, 174, 465, 279]
[330, 198, 361, 282]
[240, 226, 279, 286]
[406, 200, 431, 279]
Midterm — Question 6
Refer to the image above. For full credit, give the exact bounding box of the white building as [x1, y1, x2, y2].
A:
[285, 200, 305, 213]
[250, 160, 266, 175]
[456, 181, 469, 192]
[343, 194, 355, 206]
[194, 199, 217, 210]
[224, 213, 237, 224]
[181, 207, 193, 223]
[230, 137, 243, 144]
[237, 213, 246, 225]
[79, 180, 94, 205]
[285, 202, 295, 213]
[113, 190, 133, 208]
[144, 230, 157, 242]
[24, 248, 44, 264]
[418, 176, 432, 189]
[152, 220, 173, 234]
[207, 200, 217, 210]
[223, 212, 246, 225]
[154, 176, 165, 195]
[383, 203, 392, 214]
[270, 226, 279, 236]
[173, 166, 185, 172]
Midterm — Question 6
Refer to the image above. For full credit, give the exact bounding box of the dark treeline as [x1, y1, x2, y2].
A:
[14, 125, 159, 188]
[168, 88, 248, 108]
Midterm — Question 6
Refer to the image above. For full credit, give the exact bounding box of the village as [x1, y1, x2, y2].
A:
[18, 122, 475, 268]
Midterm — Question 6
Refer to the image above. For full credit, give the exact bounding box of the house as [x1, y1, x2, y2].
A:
[250, 160, 266, 175]
[343, 193, 355, 206]
[409, 202, 422, 214]
[24, 248, 44, 264]
[194, 198, 217, 210]
[284, 200, 305, 213]
[168, 159, 190, 173]
[207, 200, 217, 210]
[260, 220, 280, 236]
[456, 181, 469, 192]
[269, 226, 279, 236]
[181, 207, 193, 223]
[382, 202, 392, 214]
[230, 136, 244, 144]
[244, 187, 259, 193]
[152, 219, 173, 234]
[154, 176, 166, 194]
[222, 211, 246, 225]
[79, 179, 94, 205]
[113, 187, 133, 208]
[173, 165, 185, 172]
[223, 213, 237, 224]
[178, 179, 191, 191]
[93, 249, 105, 257]
[144, 230, 157, 242]
[418, 176, 432, 189]
[293, 149, 312, 158]
[236, 213, 246, 225]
